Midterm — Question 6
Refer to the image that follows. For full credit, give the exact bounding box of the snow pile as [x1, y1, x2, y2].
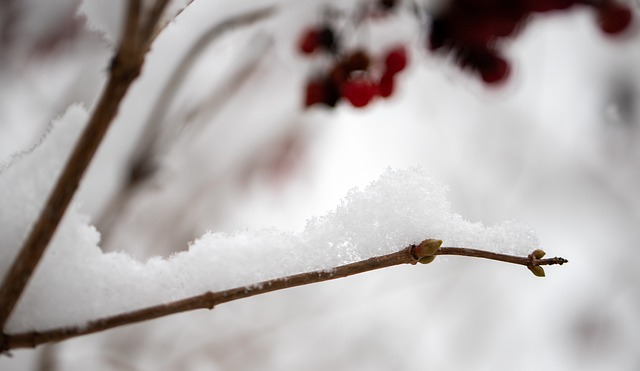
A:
[0, 106, 538, 333]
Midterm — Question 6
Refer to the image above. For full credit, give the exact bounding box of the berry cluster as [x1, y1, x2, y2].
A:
[297, 0, 634, 107]
[300, 26, 409, 109]
[298, 0, 409, 109]
[428, 0, 634, 84]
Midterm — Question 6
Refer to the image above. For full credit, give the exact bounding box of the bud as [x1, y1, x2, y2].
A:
[419, 255, 436, 264]
[415, 239, 442, 258]
[531, 249, 546, 259]
[528, 265, 545, 277]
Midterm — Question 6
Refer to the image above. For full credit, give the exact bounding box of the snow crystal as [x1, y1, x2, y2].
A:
[0, 106, 538, 332]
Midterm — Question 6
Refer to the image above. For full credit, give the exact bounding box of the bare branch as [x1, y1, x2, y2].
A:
[0, 241, 567, 352]
[0, 0, 152, 331]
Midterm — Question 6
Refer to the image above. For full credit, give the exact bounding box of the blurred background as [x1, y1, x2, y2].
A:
[1, 0, 640, 370]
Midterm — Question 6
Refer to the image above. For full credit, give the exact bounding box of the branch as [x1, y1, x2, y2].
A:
[0, 0, 172, 331]
[435, 247, 568, 271]
[0, 240, 567, 352]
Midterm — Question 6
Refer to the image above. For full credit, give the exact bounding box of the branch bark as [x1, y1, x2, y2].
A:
[0, 241, 567, 352]
[0, 0, 172, 331]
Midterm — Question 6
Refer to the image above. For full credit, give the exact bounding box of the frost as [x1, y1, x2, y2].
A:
[0, 106, 538, 333]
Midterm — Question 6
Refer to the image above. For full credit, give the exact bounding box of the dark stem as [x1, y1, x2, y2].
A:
[435, 247, 568, 267]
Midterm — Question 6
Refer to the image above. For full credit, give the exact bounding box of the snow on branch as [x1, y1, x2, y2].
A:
[0, 239, 566, 351]
[0, 106, 565, 348]
[0, 0, 569, 353]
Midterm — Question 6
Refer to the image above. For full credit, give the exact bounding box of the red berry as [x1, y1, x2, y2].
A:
[598, 3, 633, 35]
[341, 78, 377, 108]
[384, 46, 408, 75]
[299, 28, 319, 54]
[304, 80, 325, 106]
[479, 53, 510, 84]
[378, 72, 395, 98]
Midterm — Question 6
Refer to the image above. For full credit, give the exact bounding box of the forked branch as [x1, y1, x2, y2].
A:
[0, 0, 173, 331]
[0, 240, 567, 352]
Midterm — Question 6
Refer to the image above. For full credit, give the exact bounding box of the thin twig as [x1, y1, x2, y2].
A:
[434, 247, 569, 267]
[98, 6, 277, 244]
[0, 0, 153, 331]
[0, 242, 567, 351]
[128, 5, 277, 186]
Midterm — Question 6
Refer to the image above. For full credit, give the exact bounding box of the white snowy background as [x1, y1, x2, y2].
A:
[1, 0, 640, 370]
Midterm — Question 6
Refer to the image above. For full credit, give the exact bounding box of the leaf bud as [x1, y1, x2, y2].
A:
[528, 265, 545, 277]
[418, 255, 436, 264]
[415, 239, 442, 258]
[531, 249, 546, 259]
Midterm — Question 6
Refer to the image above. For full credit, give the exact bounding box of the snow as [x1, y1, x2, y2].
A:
[0, 104, 88, 276]
[0, 105, 537, 332]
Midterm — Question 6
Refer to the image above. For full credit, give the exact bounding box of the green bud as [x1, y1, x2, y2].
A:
[416, 239, 442, 257]
[528, 265, 545, 277]
[419, 255, 436, 264]
[531, 249, 546, 259]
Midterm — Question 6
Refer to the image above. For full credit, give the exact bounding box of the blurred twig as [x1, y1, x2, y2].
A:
[129, 5, 277, 184]
[0, 240, 567, 351]
[97, 6, 277, 244]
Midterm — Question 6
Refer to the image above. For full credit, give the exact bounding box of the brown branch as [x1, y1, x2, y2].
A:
[0, 241, 567, 352]
[0, 0, 165, 331]
[1, 245, 420, 351]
